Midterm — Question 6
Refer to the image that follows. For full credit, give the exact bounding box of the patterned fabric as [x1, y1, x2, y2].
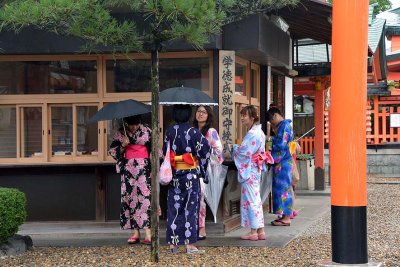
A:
[164, 123, 211, 245]
[271, 119, 294, 216]
[199, 127, 223, 228]
[109, 124, 152, 230]
[232, 124, 266, 229]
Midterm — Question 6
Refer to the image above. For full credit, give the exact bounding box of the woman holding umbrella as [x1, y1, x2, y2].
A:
[163, 105, 211, 254]
[108, 115, 153, 244]
[193, 105, 224, 240]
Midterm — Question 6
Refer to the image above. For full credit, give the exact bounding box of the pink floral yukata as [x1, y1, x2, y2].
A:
[232, 124, 266, 229]
[109, 124, 152, 230]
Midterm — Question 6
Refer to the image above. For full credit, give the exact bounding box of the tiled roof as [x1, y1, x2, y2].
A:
[368, 18, 386, 54]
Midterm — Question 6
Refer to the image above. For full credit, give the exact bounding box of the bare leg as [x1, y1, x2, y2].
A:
[144, 228, 151, 241]
[132, 229, 140, 238]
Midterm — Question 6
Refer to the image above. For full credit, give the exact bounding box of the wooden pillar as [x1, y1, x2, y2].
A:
[330, 0, 368, 264]
[95, 167, 106, 221]
[314, 87, 325, 190]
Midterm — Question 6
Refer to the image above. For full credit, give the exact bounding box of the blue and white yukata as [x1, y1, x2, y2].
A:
[232, 124, 266, 229]
[271, 119, 294, 216]
[163, 123, 211, 246]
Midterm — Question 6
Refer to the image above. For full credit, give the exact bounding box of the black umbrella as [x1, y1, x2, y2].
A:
[88, 99, 151, 124]
[159, 86, 218, 106]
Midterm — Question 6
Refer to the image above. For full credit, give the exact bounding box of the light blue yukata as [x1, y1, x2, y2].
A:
[232, 124, 266, 229]
[271, 119, 294, 216]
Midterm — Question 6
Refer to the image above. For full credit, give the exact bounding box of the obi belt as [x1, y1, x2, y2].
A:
[170, 152, 198, 170]
[125, 144, 148, 159]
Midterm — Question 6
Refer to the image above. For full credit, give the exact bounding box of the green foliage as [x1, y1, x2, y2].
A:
[0, 0, 141, 53]
[225, 0, 299, 23]
[0, 188, 27, 244]
[370, 0, 392, 15]
[327, 0, 391, 16]
[0, 0, 299, 52]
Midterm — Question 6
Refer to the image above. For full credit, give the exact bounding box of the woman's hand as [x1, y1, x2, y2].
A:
[121, 136, 130, 148]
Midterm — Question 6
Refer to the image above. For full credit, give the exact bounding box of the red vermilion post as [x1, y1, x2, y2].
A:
[330, 0, 368, 264]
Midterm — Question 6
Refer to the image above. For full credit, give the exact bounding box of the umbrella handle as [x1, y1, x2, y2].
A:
[122, 118, 127, 136]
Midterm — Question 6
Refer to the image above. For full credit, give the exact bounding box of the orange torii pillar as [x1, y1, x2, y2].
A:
[330, 0, 368, 264]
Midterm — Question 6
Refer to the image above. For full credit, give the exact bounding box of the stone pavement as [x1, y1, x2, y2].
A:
[17, 189, 330, 248]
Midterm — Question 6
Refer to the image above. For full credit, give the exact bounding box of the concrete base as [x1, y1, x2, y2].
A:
[297, 159, 315, 190]
[318, 260, 383, 267]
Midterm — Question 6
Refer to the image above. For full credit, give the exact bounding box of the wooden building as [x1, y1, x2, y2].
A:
[0, 1, 332, 231]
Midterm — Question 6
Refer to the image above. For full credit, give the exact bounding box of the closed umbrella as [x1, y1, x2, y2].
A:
[203, 155, 228, 223]
[159, 86, 217, 106]
[260, 170, 273, 204]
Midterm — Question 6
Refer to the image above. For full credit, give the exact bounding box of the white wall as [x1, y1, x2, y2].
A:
[285, 76, 293, 122]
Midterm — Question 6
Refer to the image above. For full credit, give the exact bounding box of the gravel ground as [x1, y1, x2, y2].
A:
[1, 176, 399, 267]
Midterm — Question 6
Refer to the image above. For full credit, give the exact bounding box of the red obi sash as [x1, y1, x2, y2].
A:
[125, 144, 148, 159]
[169, 151, 197, 170]
[251, 151, 274, 170]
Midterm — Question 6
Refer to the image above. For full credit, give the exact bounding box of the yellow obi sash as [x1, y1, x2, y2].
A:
[173, 153, 198, 170]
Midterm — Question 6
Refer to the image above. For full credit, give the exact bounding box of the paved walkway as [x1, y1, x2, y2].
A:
[18, 190, 330, 248]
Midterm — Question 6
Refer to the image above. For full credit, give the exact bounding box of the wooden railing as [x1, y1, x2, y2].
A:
[297, 95, 400, 154]
[368, 96, 400, 144]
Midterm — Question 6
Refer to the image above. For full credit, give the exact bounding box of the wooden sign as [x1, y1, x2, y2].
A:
[219, 51, 235, 159]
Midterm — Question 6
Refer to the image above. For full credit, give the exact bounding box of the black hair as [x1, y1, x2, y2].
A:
[173, 105, 192, 123]
[240, 105, 259, 123]
[124, 115, 141, 125]
[266, 107, 282, 122]
[193, 105, 214, 136]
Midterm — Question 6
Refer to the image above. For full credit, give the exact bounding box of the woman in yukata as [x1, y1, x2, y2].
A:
[193, 105, 224, 240]
[267, 107, 294, 226]
[230, 105, 267, 241]
[163, 105, 211, 254]
[108, 115, 152, 244]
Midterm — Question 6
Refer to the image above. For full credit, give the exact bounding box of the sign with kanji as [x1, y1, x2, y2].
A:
[219, 51, 235, 159]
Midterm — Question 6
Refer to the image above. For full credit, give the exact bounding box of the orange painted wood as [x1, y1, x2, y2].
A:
[391, 36, 400, 52]
[373, 97, 380, 144]
[330, 0, 368, 207]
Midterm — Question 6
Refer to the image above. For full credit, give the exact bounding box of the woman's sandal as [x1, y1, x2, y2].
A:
[271, 220, 291, 226]
[258, 232, 266, 240]
[240, 233, 259, 241]
[127, 236, 140, 244]
[198, 235, 207, 240]
[140, 239, 151, 245]
[186, 248, 205, 254]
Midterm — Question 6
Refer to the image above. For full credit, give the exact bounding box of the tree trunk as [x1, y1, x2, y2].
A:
[150, 48, 160, 263]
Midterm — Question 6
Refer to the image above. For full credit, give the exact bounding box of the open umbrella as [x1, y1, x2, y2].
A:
[88, 99, 150, 124]
[159, 86, 218, 106]
[88, 99, 151, 135]
[203, 155, 228, 223]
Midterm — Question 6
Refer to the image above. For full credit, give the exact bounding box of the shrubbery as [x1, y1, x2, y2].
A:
[0, 188, 27, 244]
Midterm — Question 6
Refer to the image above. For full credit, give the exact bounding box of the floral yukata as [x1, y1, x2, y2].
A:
[109, 124, 152, 230]
[163, 123, 211, 246]
[199, 128, 224, 229]
[232, 124, 266, 229]
[271, 119, 294, 216]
